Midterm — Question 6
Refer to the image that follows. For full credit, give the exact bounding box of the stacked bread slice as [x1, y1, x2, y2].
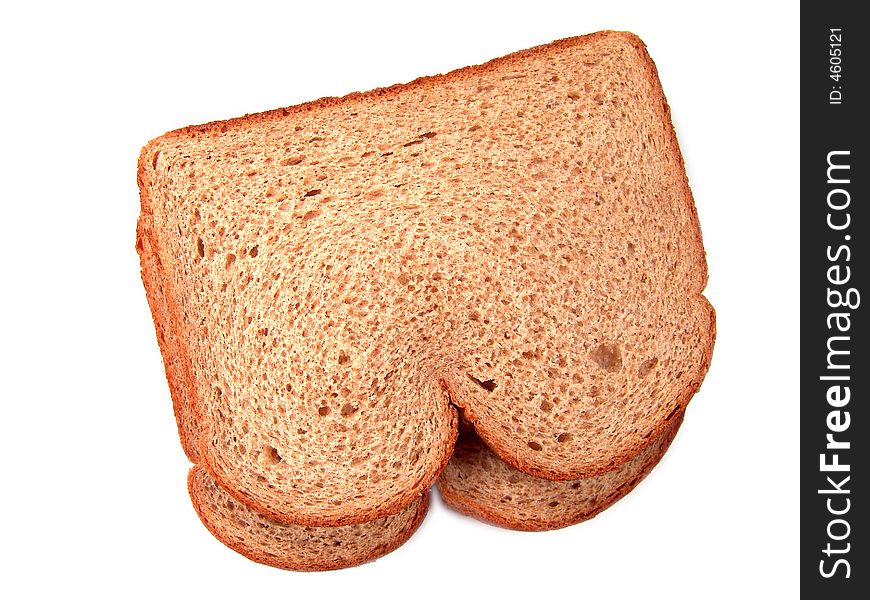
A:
[137, 31, 714, 570]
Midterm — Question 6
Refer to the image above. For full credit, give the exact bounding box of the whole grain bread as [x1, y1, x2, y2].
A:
[188, 466, 428, 571]
[438, 412, 683, 531]
[137, 30, 714, 529]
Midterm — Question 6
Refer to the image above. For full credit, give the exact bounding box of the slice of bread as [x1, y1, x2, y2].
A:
[438, 412, 683, 531]
[138, 30, 714, 528]
[188, 467, 428, 571]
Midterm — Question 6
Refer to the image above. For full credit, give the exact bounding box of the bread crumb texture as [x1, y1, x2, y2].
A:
[138, 30, 714, 539]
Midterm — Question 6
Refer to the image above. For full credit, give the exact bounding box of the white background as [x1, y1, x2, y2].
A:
[1, 1, 798, 598]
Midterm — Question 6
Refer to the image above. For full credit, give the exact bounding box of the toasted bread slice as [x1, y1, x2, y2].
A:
[188, 467, 428, 571]
[438, 412, 682, 531]
[137, 30, 713, 527]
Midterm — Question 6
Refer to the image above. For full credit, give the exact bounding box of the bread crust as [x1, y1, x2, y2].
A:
[187, 467, 430, 571]
[136, 216, 200, 462]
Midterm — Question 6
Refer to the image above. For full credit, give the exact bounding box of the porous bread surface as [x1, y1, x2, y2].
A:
[137, 31, 714, 526]
[137, 216, 200, 462]
[438, 411, 683, 531]
[188, 466, 428, 571]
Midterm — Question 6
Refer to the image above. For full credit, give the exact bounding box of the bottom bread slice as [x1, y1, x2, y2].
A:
[437, 412, 683, 531]
[188, 466, 429, 571]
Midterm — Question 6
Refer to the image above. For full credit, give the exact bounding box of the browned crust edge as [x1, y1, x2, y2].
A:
[438, 412, 684, 531]
[136, 215, 200, 463]
[187, 467, 430, 572]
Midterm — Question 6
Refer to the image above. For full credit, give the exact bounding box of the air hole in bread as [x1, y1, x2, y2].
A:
[557, 432, 573, 443]
[280, 155, 304, 166]
[263, 446, 282, 465]
[420, 131, 437, 138]
[304, 189, 321, 197]
[527, 441, 543, 451]
[539, 399, 553, 412]
[548, 501, 560, 507]
[508, 474, 522, 484]
[318, 406, 330, 417]
[467, 374, 497, 392]
[589, 343, 622, 373]
[338, 350, 351, 366]
[665, 404, 680, 420]
[225, 253, 236, 269]
[151, 151, 160, 169]
[196, 238, 205, 258]
[638, 357, 658, 377]
[248, 245, 258, 258]
[341, 403, 358, 417]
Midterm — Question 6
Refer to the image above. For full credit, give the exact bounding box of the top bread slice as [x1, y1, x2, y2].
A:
[137, 30, 714, 526]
